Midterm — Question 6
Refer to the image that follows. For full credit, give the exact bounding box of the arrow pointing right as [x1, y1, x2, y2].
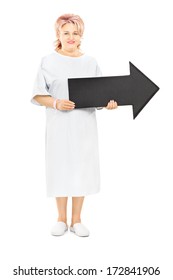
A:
[128, 62, 159, 118]
[68, 62, 160, 119]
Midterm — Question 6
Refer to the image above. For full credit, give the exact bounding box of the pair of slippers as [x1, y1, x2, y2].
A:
[51, 221, 89, 237]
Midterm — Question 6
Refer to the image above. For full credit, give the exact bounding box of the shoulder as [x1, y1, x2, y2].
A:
[84, 54, 98, 63]
[82, 54, 99, 68]
[40, 52, 57, 66]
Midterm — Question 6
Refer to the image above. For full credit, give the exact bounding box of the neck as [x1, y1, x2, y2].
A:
[58, 48, 82, 57]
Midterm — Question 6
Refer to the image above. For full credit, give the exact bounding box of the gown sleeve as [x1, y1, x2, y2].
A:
[31, 59, 51, 106]
[95, 63, 103, 110]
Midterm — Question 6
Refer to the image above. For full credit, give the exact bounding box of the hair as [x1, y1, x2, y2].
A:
[54, 14, 85, 50]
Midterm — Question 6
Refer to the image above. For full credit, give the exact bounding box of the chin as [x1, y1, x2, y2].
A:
[68, 45, 75, 48]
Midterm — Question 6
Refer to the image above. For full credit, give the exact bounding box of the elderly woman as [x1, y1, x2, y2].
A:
[31, 14, 118, 237]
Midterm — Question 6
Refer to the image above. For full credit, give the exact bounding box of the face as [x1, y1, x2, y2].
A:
[58, 23, 81, 51]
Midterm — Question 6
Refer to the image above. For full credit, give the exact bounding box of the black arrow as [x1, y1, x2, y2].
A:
[68, 62, 159, 119]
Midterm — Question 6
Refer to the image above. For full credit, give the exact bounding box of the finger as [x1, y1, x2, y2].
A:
[111, 100, 115, 109]
[64, 107, 75, 110]
[109, 101, 114, 109]
[107, 105, 112, 110]
[60, 100, 75, 106]
[111, 100, 118, 109]
[60, 107, 74, 111]
[64, 100, 75, 105]
[106, 103, 111, 109]
[107, 100, 112, 109]
[63, 105, 75, 110]
[57, 102, 74, 110]
[113, 101, 117, 108]
[63, 102, 75, 106]
[62, 101, 75, 106]
[68, 100, 76, 105]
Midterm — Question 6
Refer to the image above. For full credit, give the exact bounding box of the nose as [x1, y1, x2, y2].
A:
[70, 34, 74, 39]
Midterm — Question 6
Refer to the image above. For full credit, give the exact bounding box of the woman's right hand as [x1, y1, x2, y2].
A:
[56, 99, 75, 110]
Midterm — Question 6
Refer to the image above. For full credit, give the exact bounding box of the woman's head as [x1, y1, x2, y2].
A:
[54, 14, 84, 50]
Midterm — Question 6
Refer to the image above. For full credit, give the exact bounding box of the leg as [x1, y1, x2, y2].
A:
[71, 196, 84, 226]
[56, 197, 68, 225]
[51, 197, 68, 236]
[70, 196, 89, 237]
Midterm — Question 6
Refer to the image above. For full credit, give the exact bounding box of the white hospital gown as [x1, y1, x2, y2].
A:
[31, 51, 102, 197]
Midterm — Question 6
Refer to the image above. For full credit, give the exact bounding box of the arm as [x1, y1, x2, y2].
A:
[33, 95, 75, 110]
[34, 95, 55, 108]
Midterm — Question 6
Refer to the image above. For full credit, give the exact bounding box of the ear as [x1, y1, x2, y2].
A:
[56, 30, 60, 39]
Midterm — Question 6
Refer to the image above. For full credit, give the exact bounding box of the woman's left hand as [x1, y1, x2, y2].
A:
[105, 100, 118, 110]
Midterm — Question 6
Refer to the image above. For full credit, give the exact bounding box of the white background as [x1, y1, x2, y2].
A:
[0, 0, 172, 279]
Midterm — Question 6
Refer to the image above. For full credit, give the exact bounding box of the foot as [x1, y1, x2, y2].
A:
[51, 221, 68, 236]
[70, 223, 89, 237]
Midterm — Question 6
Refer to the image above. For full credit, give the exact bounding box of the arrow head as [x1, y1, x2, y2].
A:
[129, 62, 159, 119]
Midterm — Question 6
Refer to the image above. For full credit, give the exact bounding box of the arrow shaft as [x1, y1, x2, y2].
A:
[68, 75, 133, 107]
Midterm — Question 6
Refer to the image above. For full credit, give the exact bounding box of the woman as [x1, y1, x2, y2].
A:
[31, 14, 118, 237]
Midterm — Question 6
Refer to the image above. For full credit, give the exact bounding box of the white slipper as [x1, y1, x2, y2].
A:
[51, 221, 68, 236]
[70, 223, 90, 237]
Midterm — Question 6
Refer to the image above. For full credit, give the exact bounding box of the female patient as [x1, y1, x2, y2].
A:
[31, 14, 118, 237]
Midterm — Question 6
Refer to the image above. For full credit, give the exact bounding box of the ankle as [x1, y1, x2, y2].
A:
[58, 217, 67, 224]
[71, 218, 81, 227]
